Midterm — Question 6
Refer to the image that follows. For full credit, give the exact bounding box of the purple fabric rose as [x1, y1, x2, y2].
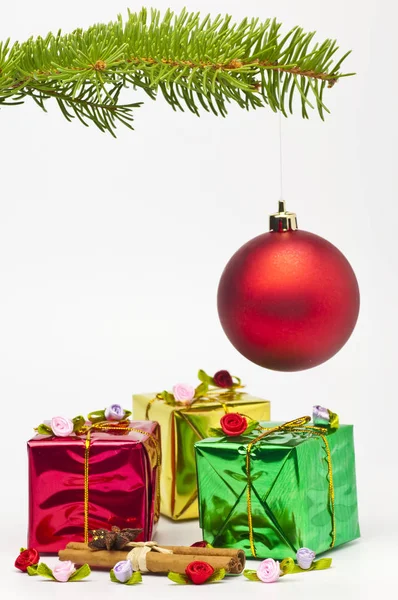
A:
[312, 405, 330, 424]
[105, 404, 126, 421]
[113, 560, 133, 583]
[296, 548, 316, 570]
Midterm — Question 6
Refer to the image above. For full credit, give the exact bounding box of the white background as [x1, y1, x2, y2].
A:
[1, 1, 397, 598]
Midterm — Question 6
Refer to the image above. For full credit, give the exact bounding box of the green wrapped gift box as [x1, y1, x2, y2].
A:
[195, 417, 360, 559]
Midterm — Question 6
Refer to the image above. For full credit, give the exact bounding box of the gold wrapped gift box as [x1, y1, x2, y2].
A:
[133, 392, 270, 520]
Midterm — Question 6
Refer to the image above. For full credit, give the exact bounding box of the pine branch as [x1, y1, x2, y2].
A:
[0, 8, 354, 135]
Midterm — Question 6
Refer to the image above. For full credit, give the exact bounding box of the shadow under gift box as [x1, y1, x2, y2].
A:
[195, 421, 360, 559]
[27, 420, 161, 553]
[133, 392, 270, 520]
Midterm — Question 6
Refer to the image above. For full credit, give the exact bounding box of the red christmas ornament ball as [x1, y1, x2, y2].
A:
[217, 229, 360, 371]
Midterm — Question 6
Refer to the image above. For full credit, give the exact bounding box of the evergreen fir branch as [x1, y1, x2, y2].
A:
[0, 8, 354, 135]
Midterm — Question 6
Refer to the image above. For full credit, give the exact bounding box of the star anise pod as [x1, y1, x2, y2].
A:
[88, 526, 142, 550]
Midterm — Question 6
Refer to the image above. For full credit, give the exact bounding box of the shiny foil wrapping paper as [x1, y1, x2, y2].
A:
[196, 422, 360, 558]
[133, 393, 270, 520]
[27, 420, 160, 552]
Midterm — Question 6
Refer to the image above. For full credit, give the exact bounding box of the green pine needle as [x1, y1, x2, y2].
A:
[0, 8, 354, 135]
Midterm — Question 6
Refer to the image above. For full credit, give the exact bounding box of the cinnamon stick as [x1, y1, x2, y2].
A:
[65, 541, 244, 559]
[59, 543, 245, 574]
[161, 545, 245, 559]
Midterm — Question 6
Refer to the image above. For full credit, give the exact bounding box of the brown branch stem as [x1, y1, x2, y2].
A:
[3, 55, 338, 96]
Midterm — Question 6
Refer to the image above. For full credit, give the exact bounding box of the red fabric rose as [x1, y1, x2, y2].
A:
[190, 541, 208, 548]
[15, 548, 40, 572]
[185, 561, 214, 585]
[220, 413, 247, 436]
[213, 370, 234, 388]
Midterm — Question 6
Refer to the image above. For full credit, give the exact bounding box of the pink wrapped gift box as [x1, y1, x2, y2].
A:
[27, 420, 160, 552]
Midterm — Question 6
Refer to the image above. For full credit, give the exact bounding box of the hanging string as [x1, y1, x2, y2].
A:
[277, 69, 284, 202]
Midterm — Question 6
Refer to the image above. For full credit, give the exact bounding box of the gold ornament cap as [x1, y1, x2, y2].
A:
[269, 200, 298, 232]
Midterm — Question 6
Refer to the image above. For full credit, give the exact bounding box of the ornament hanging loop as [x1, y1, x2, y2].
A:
[269, 200, 298, 232]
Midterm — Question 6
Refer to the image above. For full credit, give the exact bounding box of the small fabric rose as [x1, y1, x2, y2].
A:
[36, 562, 90, 582]
[257, 558, 281, 583]
[220, 413, 247, 436]
[52, 560, 76, 582]
[313, 405, 330, 424]
[15, 548, 40, 573]
[190, 541, 209, 548]
[113, 560, 133, 583]
[105, 404, 126, 421]
[172, 383, 195, 405]
[185, 561, 214, 585]
[296, 548, 316, 570]
[51, 417, 74, 437]
[213, 370, 234, 388]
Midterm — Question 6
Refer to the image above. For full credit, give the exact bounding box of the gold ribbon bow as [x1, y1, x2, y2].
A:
[246, 416, 336, 557]
[82, 421, 161, 543]
[145, 388, 245, 419]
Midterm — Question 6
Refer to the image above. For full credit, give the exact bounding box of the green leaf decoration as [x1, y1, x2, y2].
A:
[280, 557, 332, 575]
[110, 569, 142, 584]
[168, 572, 190, 584]
[280, 557, 296, 575]
[160, 391, 175, 405]
[312, 558, 332, 571]
[27, 564, 39, 576]
[37, 563, 55, 580]
[87, 408, 132, 423]
[207, 568, 226, 583]
[126, 572, 143, 585]
[72, 415, 86, 432]
[110, 569, 118, 583]
[328, 411, 340, 430]
[208, 427, 225, 437]
[19, 547, 26, 553]
[87, 410, 106, 423]
[68, 564, 91, 582]
[36, 424, 52, 435]
[195, 382, 209, 398]
[197, 370, 212, 384]
[243, 570, 261, 581]
[243, 421, 259, 435]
